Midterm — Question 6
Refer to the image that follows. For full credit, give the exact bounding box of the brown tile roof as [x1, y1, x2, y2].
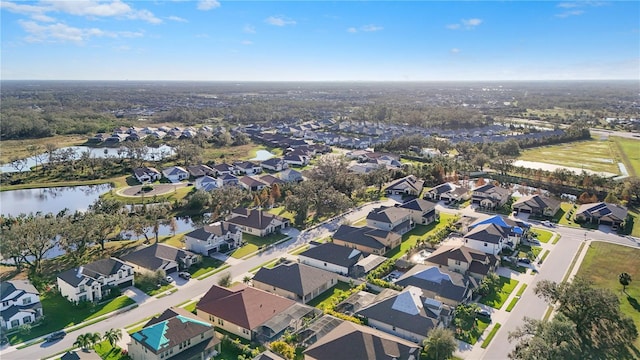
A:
[196, 284, 295, 330]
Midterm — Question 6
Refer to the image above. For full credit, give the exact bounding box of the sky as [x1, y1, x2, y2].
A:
[1, 0, 639, 81]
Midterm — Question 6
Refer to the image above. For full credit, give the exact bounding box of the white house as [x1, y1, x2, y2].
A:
[162, 166, 189, 183]
[0, 280, 42, 331]
[195, 175, 219, 192]
[133, 167, 161, 183]
[184, 221, 242, 255]
[57, 258, 134, 303]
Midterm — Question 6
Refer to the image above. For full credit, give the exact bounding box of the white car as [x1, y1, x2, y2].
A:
[165, 276, 174, 283]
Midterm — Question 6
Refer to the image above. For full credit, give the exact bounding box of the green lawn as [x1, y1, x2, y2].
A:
[231, 232, 288, 259]
[289, 244, 310, 255]
[189, 257, 224, 277]
[456, 318, 491, 345]
[517, 244, 542, 259]
[576, 241, 640, 348]
[387, 213, 456, 260]
[481, 323, 502, 348]
[267, 206, 296, 225]
[611, 136, 640, 177]
[555, 202, 599, 230]
[518, 138, 620, 174]
[306, 281, 353, 309]
[621, 208, 640, 238]
[479, 276, 520, 310]
[144, 284, 175, 297]
[95, 340, 127, 360]
[8, 293, 135, 345]
[530, 228, 553, 243]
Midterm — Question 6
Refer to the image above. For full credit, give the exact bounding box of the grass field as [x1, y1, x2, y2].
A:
[611, 136, 640, 177]
[0, 135, 87, 164]
[387, 213, 456, 260]
[576, 241, 640, 348]
[518, 138, 621, 174]
[479, 276, 520, 310]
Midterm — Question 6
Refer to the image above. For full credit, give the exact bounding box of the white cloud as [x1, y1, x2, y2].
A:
[243, 25, 256, 34]
[450, 48, 461, 54]
[167, 15, 188, 23]
[241, 40, 253, 45]
[131, 9, 162, 24]
[347, 24, 383, 33]
[197, 0, 220, 11]
[3, 1, 162, 24]
[555, 9, 585, 18]
[447, 18, 482, 30]
[31, 13, 56, 22]
[265, 16, 296, 26]
[17, 19, 142, 43]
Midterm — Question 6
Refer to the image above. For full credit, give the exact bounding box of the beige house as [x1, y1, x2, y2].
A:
[332, 225, 402, 256]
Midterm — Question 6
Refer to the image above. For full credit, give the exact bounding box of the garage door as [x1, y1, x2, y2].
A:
[119, 280, 133, 288]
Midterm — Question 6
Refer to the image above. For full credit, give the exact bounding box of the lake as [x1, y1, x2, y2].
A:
[0, 184, 113, 217]
[251, 149, 275, 161]
[0, 144, 175, 173]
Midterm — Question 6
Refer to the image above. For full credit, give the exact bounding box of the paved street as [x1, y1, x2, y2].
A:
[0, 198, 400, 360]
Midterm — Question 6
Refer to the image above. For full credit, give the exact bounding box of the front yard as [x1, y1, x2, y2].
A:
[530, 228, 553, 243]
[456, 318, 491, 345]
[189, 257, 224, 278]
[230, 232, 288, 259]
[8, 292, 135, 345]
[479, 276, 520, 310]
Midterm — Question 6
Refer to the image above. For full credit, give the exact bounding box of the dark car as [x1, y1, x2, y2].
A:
[477, 309, 492, 320]
[518, 257, 532, 264]
[45, 331, 66, 342]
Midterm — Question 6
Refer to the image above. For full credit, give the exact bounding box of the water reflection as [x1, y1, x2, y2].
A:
[0, 184, 112, 216]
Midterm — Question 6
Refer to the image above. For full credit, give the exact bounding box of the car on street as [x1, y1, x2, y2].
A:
[518, 257, 532, 264]
[45, 331, 66, 342]
[178, 272, 191, 280]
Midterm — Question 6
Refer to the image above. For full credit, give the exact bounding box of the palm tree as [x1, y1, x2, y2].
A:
[74, 333, 91, 350]
[103, 328, 122, 350]
[619, 272, 632, 293]
[88, 332, 102, 349]
[242, 275, 252, 284]
[423, 328, 457, 360]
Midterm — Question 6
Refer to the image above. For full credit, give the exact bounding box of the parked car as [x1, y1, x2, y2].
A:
[477, 309, 492, 320]
[178, 271, 191, 280]
[541, 220, 553, 227]
[165, 275, 174, 283]
[518, 257, 532, 264]
[46, 331, 66, 342]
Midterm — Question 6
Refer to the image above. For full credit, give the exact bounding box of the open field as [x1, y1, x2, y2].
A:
[576, 241, 640, 348]
[518, 138, 620, 175]
[611, 136, 640, 177]
[0, 135, 87, 164]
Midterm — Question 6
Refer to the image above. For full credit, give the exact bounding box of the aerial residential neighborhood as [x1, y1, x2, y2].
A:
[1, 3, 639, 357]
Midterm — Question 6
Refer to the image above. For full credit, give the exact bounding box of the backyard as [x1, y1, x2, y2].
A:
[8, 292, 135, 345]
[575, 241, 640, 348]
[456, 318, 491, 345]
[387, 213, 456, 260]
[306, 281, 353, 309]
[479, 276, 520, 310]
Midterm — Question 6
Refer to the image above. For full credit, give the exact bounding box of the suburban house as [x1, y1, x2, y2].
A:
[512, 194, 561, 217]
[394, 265, 477, 307]
[303, 320, 420, 360]
[239, 176, 268, 192]
[252, 262, 339, 304]
[355, 286, 449, 343]
[259, 174, 285, 186]
[279, 169, 303, 183]
[226, 208, 290, 237]
[424, 183, 469, 203]
[184, 221, 242, 255]
[463, 215, 530, 255]
[254, 351, 286, 360]
[133, 167, 162, 183]
[128, 307, 220, 360]
[186, 164, 215, 178]
[162, 166, 189, 183]
[57, 258, 134, 303]
[233, 161, 262, 175]
[283, 154, 309, 167]
[195, 175, 218, 192]
[366, 206, 413, 235]
[60, 350, 102, 360]
[217, 173, 240, 187]
[398, 198, 438, 225]
[260, 158, 288, 172]
[574, 202, 628, 230]
[298, 242, 364, 277]
[0, 280, 42, 331]
[424, 245, 499, 280]
[471, 184, 511, 209]
[385, 175, 425, 197]
[196, 284, 318, 342]
[332, 225, 402, 256]
[121, 243, 201, 275]
[212, 163, 236, 176]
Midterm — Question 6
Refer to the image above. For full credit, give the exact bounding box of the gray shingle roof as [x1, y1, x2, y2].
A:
[185, 221, 239, 241]
[57, 258, 128, 287]
[298, 243, 363, 268]
[366, 206, 411, 224]
[399, 198, 437, 212]
[464, 223, 507, 244]
[227, 209, 288, 231]
[332, 225, 388, 251]
[121, 244, 197, 272]
[395, 265, 476, 304]
[253, 263, 336, 297]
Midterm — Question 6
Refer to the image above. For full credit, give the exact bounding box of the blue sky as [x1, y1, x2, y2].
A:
[1, 1, 639, 81]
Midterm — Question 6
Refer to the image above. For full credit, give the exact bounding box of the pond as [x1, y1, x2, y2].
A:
[0, 144, 175, 173]
[251, 149, 275, 161]
[0, 184, 113, 217]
